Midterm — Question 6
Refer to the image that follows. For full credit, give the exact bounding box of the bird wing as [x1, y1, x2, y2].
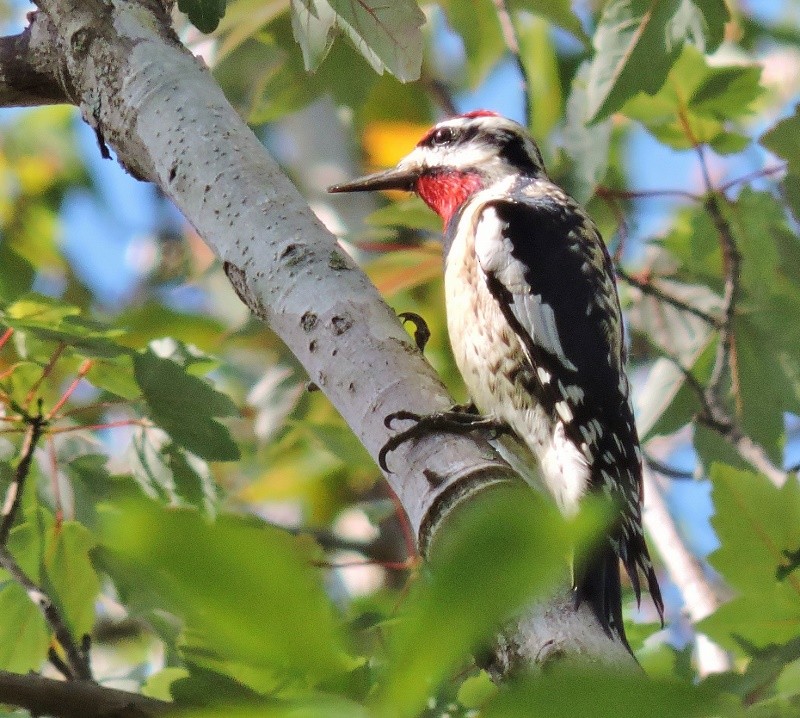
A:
[471, 189, 663, 626]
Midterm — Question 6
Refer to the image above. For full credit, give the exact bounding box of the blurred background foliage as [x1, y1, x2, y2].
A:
[2, 0, 800, 715]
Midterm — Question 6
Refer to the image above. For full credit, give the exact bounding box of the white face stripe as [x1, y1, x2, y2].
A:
[396, 115, 546, 182]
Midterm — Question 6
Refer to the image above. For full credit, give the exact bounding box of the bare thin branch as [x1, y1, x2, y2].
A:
[616, 268, 722, 328]
[644, 453, 695, 480]
[0, 413, 92, 680]
[704, 194, 742, 415]
[0, 669, 169, 718]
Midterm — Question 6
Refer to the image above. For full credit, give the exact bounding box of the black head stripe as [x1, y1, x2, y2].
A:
[496, 131, 544, 174]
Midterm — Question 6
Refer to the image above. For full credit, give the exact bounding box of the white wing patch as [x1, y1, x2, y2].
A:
[474, 205, 577, 371]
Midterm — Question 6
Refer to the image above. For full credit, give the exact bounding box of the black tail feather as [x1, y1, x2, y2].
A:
[576, 542, 631, 654]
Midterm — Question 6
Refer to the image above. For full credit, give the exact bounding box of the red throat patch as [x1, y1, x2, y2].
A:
[416, 171, 483, 225]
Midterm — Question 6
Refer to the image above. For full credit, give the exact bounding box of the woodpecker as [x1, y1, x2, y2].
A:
[329, 110, 663, 646]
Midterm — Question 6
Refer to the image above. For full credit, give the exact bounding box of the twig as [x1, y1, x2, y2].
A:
[0, 668, 169, 718]
[674, 105, 744, 417]
[664, 357, 787, 487]
[0, 416, 44, 545]
[644, 453, 695, 480]
[420, 75, 458, 116]
[491, 0, 530, 121]
[704, 194, 742, 416]
[718, 163, 786, 193]
[0, 327, 13, 350]
[312, 558, 411, 571]
[616, 268, 722, 328]
[23, 342, 66, 411]
[0, 411, 92, 680]
[596, 185, 701, 202]
[46, 359, 94, 420]
[47, 418, 149, 435]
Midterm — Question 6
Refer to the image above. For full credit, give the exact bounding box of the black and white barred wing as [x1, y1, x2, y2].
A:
[472, 190, 663, 618]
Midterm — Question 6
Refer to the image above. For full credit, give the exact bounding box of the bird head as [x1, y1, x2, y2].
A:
[328, 111, 547, 224]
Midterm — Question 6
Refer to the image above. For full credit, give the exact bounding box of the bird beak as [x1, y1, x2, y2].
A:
[328, 165, 419, 194]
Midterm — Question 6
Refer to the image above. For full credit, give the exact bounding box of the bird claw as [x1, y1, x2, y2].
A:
[378, 406, 509, 472]
[398, 312, 431, 353]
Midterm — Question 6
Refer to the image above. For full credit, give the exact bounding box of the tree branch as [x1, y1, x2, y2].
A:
[617, 268, 722, 328]
[0, 17, 67, 107]
[667, 358, 787, 487]
[0, 669, 169, 718]
[704, 194, 742, 415]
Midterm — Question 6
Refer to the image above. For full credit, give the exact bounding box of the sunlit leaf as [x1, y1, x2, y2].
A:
[621, 46, 762, 149]
[586, 0, 729, 122]
[290, 0, 424, 81]
[133, 348, 239, 461]
[99, 499, 352, 687]
[483, 666, 728, 717]
[0, 584, 49, 672]
[375, 483, 601, 717]
[44, 521, 101, 639]
[517, 14, 562, 138]
[561, 61, 612, 203]
[509, 0, 589, 44]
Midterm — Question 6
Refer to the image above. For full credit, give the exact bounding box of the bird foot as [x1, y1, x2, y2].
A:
[397, 311, 431, 352]
[378, 405, 509, 472]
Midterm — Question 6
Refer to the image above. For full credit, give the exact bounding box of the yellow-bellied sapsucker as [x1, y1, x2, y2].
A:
[329, 110, 664, 647]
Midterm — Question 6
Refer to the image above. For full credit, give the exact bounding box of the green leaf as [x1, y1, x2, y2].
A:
[1, 294, 127, 359]
[761, 104, 800, 175]
[708, 465, 800, 595]
[290, 0, 336, 72]
[483, 666, 729, 718]
[701, 465, 800, 648]
[290, 0, 425, 81]
[0, 583, 49, 672]
[99, 499, 351, 688]
[133, 348, 239, 461]
[586, 0, 729, 122]
[85, 355, 140, 399]
[508, 0, 589, 44]
[365, 195, 441, 232]
[44, 521, 101, 639]
[115, 303, 226, 353]
[457, 670, 497, 709]
[178, 0, 227, 33]
[621, 46, 762, 150]
[762, 105, 800, 219]
[0, 244, 34, 301]
[375, 483, 600, 716]
[699, 586, 800, 652]
[127, 429, 219, 513]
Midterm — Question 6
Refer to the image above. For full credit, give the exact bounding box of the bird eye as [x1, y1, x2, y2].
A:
[432, 127, 455, 145]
